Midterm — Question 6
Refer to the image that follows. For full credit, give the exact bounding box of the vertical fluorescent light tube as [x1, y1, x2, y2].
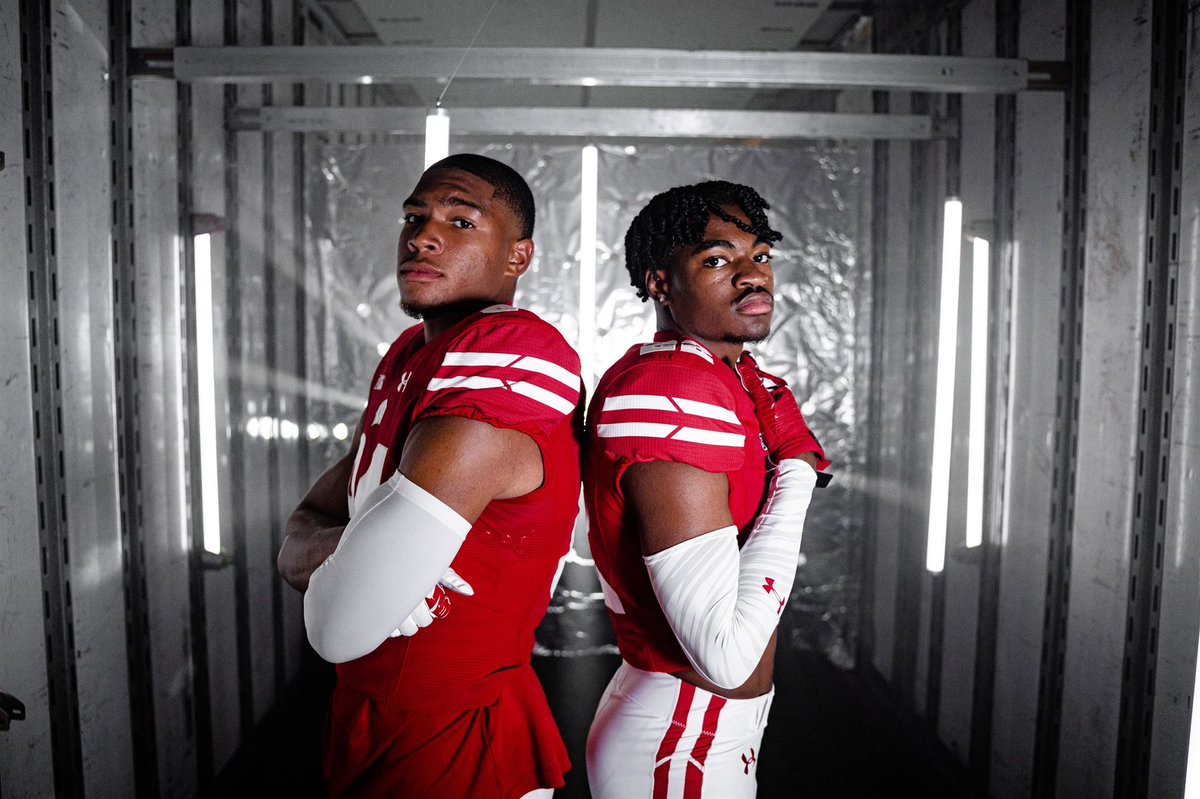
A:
[1185, 627, 1200, 798]
[927, 198, 963, 573]
[965, 236, 990, 549]
[193, 233, 223, 555]
[424, 107, 449, 168]
[579, 144, 599, 394]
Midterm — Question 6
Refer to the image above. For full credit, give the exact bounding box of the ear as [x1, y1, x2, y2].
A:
[504, 238, 535, 278]
[644, 268, 670, 305]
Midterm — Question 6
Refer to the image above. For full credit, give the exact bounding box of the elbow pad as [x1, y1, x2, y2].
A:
[644, 459, 818, 689]
[304, 472, 471, 663]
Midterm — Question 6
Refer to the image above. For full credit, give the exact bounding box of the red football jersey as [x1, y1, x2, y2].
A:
[337, 305, 582, 711]
[584, 332, 774, 675]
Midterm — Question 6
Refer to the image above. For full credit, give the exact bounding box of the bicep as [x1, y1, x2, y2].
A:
[622, 461, 734, 556]
[397, 415, 542, 523]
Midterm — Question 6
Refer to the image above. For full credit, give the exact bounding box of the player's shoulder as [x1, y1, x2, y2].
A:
[592, 339, 746, 472]
[601, 338, 734, 407]
[450, 305, 578, 364]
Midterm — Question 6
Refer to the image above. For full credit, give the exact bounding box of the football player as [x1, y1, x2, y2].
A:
[278, 154, 580, 798]
[584, 181, 829, 798]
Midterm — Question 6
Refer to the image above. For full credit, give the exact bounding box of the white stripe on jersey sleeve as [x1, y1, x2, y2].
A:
[428, 372, 577, 416]
[600, 394, 738, 425]
[671, 427, 745, 448]
[601, 394, 678, 413]
[596, 422, 677, 439]
[427, 375, 506, 391]
[442, 351, 517, 368]
[596, 422, 743, 448]
[441, 350, 581, 392]
[511, 380, 577, 415]
[511, 355, 580, 390]
[671, 397, 740, 425]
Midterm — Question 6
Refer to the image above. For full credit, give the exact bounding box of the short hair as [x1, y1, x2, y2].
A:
[427, 153, 535, 239]
[623, 181, 783, 301]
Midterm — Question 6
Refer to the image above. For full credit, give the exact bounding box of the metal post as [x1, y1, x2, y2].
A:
[1032, 0, 1089, 792]
[223, 0, 256, 739]
[1114, 0, 1187, 793]
[262, 0, 288, 699]
[109, 0, 163, 793]
[176, 0, 216, 786]
[970, 0, 1019, 792]
[19, 0, 85, 793]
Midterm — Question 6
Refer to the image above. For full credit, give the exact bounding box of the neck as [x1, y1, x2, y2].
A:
[656, 318, 743, 369]
[419, 298, 504, 341]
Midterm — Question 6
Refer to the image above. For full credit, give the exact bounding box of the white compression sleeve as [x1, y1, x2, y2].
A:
[643, 459, 818, 689]
[304, 472, 472, 663]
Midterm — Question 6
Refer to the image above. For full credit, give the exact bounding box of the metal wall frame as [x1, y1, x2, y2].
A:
[867, 89, 913, 688]
[51, 0, 136, 791]
[1148, 7, 1200, 795]
[986, 0, 1065, 794]
[969, 0, 1018, 790]
[224, 0, 256, 742]
[1031, 0, 1088, 791]
[19, 0, 86, 793]
[1115, 0, 1188, 793]
[925, 12, 961, 742]
[859, 88, 888, 677]
[232, 106, 946, 141]
[263, 0, 288, 705]
[1056, 0, 1153, 793]
[283, 0, 312, 682]
[0, 0, 54, 790]
[111, 0, 162, 792]
[177, 0, 216, 785]
[161, 45, 1035, 93]
[188, 0, 242, 771]
[897, 66, 940, 720]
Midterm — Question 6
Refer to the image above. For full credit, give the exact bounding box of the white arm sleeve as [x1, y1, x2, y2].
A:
[303, 472, 472, 663]
[643, 458, 818, 689]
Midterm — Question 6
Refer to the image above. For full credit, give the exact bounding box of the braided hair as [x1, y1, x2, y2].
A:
[623, 181, 782, 301]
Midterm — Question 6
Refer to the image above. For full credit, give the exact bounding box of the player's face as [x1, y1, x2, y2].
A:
[654, 206, 774, 361]
[397, 168, 529, 320]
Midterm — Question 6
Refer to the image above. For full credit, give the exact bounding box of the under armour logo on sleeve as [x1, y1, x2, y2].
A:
[762, 577, 785, 615]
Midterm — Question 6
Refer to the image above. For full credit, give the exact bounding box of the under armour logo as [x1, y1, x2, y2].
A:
[398, 372, 411, 392]
[762, 577, 785, 615]
[742, 748, 757, 775]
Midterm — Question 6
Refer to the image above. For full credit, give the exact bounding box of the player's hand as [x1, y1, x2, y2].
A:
[736, 353, 829, 469]
[388, 566, 475, 638]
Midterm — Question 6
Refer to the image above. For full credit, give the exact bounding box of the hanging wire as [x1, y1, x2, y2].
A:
[435, 0, 502, 107]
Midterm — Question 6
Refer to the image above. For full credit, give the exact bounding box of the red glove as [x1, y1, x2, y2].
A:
[736, 354, 831, 472]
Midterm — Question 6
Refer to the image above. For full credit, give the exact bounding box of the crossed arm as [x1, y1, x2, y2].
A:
[624, 452, 819, 696]
[278, 415, 542, 662]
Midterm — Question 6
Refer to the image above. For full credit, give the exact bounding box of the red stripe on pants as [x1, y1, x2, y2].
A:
[683, 695, 727, 799]
[652, 682, 696, 799]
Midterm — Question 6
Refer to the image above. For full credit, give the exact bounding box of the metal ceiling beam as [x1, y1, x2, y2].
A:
[152, 46, 1036, 93]
[231, 105, 947, 140]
